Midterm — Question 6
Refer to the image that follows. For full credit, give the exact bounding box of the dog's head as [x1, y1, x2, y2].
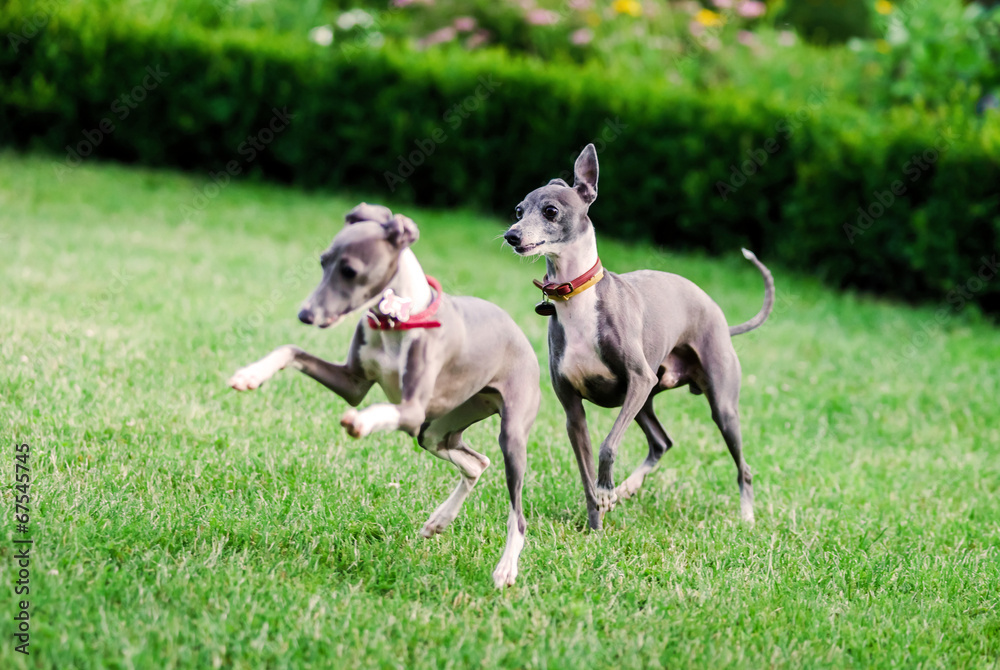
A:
[298, 203, 419, 328]
[504, 143, 598, 257]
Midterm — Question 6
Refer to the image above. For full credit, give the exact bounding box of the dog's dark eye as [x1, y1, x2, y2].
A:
[515, 206, 524, 220]
[543, 205, 558, 220]
[340, 265, 357, 280]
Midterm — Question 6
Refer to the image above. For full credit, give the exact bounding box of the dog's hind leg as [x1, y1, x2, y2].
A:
[417, 396, 498, 539]
[701, 341, 755, 523]
[492, 384, 539, 588]
[616, 396, 674, 502]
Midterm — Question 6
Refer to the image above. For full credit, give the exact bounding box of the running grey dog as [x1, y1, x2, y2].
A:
[228, 204, 540, 587]
[503, 145, 774, 531]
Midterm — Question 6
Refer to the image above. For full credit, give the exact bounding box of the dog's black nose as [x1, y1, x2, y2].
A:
[298, 308, 314, 325]
[504, 230, 521, 247]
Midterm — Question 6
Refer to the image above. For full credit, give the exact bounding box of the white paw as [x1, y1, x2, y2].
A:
[492, 556, 519, 589]
[741, 506, 756, 525]
[614, 479, 639, 502]
[419, 501, 460, 538]
[228, 363, 273, 391]
[339, 408, 370, 438]
[596, 486, 618, 514]
[615, 479, 639, 502]
[419, 513, 453, 538]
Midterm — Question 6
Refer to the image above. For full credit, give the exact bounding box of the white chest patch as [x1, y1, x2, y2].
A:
[359, 329, 406, 403]
[555, 290, 615, 397]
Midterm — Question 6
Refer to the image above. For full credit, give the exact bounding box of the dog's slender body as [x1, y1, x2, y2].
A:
[229, 204, 540, 587]
[504, 145, 774, 530]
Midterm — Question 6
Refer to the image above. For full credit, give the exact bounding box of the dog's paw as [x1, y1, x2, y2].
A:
[342, 404, 401, 438]
[596, 486, 618, 514]
[340, 408, 368, 438]
[419, 505, 458, 538]
[419, 517, 449, 538]
[492, 556, 519, 589]
[615, 473, 646, 502]
[228, 364, 272, 391]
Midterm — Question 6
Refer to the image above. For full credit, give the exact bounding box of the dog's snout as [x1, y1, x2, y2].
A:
[298, 307, 315, 325]
[504, 229, 522, 247]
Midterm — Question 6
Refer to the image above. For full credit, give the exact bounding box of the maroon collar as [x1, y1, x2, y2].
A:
[366, 275, 443, 330]
[533, 258, 603, 298]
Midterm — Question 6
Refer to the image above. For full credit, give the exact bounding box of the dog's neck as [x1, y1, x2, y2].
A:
[545, 225, 599, 283]
[383, 248, 433, 312]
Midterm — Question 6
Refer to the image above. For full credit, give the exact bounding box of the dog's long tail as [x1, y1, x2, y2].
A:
[729, 248, 775, 336]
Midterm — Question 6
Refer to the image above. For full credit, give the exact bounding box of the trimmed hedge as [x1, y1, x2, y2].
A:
[3, 3, 999, 314]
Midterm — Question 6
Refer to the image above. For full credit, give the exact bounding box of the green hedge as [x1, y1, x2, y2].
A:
[3, 2, 999, 314]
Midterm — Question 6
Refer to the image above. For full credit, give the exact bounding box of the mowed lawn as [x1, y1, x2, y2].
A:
[1, 152, 998, 669]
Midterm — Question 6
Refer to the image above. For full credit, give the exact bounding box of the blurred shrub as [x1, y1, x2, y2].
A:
[852, 0, 1000, 109]
[398, 0, 586, 62]
[27, 0, 998, 114]
[775, 0, 875, 44]
[1, 1, 998, 313]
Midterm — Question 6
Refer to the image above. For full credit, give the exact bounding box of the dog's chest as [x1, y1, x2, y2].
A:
[554, 291, 616, 398]
[359, 330, 405, 403]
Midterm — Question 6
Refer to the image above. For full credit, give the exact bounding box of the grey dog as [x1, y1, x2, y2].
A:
[503, 144, 774, 530]
[229, 204, 540, 587]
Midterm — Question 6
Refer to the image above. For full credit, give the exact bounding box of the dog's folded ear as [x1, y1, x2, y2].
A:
[345, 202, 394, 225]
[382, 214, 419, 249]
[572, 143, 599, 205]
[548, 178, 570, 187]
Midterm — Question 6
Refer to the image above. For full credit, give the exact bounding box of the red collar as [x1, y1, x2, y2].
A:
[366, 275, 443, 330]
[533, 258, 604, 299]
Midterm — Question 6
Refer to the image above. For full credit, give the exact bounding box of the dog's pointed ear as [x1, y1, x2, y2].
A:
[345, 202, 393, 225]
[383, 214, 419, 249]
[572, 143, 599, 205]
[548, 178, 570, 187]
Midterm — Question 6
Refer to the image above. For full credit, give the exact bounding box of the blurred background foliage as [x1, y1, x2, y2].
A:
[2, 0, 999, 312]
[31, 0, 999, 111]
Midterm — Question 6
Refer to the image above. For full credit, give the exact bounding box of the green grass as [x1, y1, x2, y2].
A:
[1, 152, 998, 669]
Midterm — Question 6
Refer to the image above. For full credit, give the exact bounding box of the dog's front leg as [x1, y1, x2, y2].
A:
[229, 344, 373, 405]
[341, 335, 439, 438]
[555, 386, 603, 530]
[595, 367, 658, 518]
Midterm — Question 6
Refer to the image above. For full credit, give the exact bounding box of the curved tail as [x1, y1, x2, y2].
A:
[729, 248, 775, 336]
